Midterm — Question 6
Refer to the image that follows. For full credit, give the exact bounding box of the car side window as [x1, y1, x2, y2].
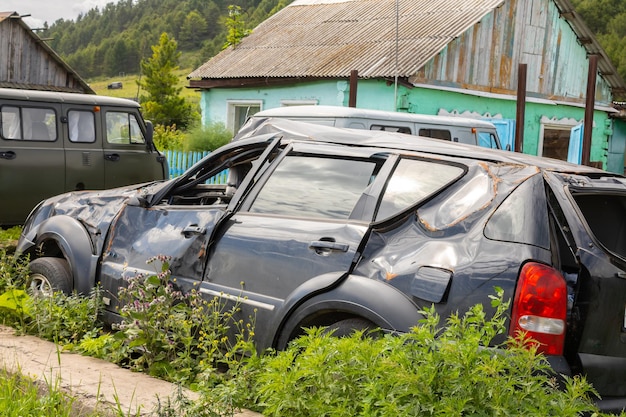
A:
[1, 105, 57, 141]
[68, 110, 96, 143]
[106, 111, 145, 144]
[249, 155, 380, 219]
[376, 158, 465, 221]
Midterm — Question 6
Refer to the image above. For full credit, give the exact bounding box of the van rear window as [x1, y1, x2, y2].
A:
[1, 106, 57, 141]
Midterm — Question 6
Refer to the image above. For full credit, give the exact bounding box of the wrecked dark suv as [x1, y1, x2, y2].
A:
[16, 119, 626, 412]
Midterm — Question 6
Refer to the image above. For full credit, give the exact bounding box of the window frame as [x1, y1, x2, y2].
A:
[227, 100, 263, 133]
[375, 156, 467, 222]
[1, 105, 58, 142]
[105, 110, 146, 145]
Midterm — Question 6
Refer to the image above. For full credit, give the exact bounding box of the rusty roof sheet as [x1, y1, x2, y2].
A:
[0, 11, 18, 22]
[189, 0, 505, 80]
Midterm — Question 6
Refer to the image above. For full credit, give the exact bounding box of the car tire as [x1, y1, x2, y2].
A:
[29, 257, 72, 296]
[325, 317, 378, 338]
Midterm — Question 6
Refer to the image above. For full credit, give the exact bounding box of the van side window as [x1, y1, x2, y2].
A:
[68, 111, 96, 143]
[1, 106, 56, 141]
[371, 124, 412, 134]
[419, 128, 452, 141]
[106, 112, 145, 145]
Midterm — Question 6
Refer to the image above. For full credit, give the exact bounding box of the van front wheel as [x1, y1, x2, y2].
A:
[28, 257, 72, 296]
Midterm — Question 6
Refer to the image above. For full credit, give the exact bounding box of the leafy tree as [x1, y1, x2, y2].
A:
[224, 5, 251, 49]
[138, 32, 198, 129]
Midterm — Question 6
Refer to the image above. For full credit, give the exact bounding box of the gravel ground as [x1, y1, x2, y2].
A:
[0, 325, 261, 416]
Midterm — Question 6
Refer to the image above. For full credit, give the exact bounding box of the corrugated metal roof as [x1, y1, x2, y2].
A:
[189, 0, 626, 94]
[189, 0, 505, 80]
[0, 12, 17, 22]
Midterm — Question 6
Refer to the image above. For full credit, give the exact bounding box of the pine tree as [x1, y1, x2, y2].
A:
[138, 33, 198, 129]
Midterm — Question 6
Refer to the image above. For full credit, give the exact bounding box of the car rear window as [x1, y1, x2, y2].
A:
[573, 193, 626, 259]
[484, 176, 550, 249]
[376, 158, 465, 221]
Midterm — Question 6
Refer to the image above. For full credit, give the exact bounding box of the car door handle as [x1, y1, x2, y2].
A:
[0, 151, 16, 160]
[182, 225, 206, 237]
[104, 153, 120, 162]
[309, 240, 349, 253]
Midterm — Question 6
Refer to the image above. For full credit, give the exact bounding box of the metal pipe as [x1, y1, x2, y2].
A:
[582, 55, 598, 167]
[349, 70, 358, 107]
[515, 63, 527, 153]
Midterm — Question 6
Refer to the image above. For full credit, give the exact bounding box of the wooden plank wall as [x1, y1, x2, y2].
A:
[413, 0, 612, 105]
[0, 18, 85, 92]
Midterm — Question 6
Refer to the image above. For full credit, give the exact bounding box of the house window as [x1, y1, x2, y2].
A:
[538, 117, 581, 161]
[542, 128, 572, 160]
[227, 100, 262, 133]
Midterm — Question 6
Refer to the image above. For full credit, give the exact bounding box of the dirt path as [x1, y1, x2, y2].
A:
[0, 325, 261, 416]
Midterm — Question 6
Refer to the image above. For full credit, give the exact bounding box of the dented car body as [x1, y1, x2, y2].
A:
[16, 120, 626, 412]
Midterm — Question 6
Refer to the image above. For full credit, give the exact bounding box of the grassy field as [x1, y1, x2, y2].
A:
[88, 68, 200, 105]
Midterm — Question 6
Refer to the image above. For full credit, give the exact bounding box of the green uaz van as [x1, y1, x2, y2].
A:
[0, 88, 168, 225]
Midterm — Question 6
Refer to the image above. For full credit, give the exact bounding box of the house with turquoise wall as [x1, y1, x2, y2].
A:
[189, 0, 626, 173]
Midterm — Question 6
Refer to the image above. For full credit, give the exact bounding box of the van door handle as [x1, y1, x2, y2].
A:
[104, 153, 120, 162]
[0, 151, 16, 160]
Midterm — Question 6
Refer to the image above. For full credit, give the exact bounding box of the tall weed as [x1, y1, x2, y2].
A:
[104, 256, 255, 386]
[249, 290, 601, 416]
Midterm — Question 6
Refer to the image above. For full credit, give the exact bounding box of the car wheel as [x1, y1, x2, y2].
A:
[28, 257, 72, 296]
[325, 317, 379, 338]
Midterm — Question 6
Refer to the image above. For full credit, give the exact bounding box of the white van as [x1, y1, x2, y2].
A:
[236, 105, 502, 149]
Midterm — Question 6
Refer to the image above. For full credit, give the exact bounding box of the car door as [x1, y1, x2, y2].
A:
[98, 137, 281, 315]
[545, 171, 626, 399]
[103, 107, 162, 188]
[0, 104, 64, 225]
[204, 142, 392, 340]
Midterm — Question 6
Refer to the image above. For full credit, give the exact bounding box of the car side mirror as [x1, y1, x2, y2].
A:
[145, 120, 154, 146]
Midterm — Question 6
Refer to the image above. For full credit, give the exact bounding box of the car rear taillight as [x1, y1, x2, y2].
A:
[509, 262, 567, 355]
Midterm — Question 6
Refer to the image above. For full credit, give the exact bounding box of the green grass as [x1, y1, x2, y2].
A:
[0, 368, 85, 417]
[88, 68, 200, 105]
[0, 226, 21, 253]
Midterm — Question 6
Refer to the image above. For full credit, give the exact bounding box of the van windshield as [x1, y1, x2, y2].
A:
[478, 131, 501, 149]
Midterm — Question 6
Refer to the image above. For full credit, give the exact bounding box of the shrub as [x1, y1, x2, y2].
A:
[0, 250, 31, 329]
[247, 290, 603, 416]
[183, 122, 232, 152]
[106, 256, 255, 385]
[153, 124, 185, 151]
[29, 287, 103, 346]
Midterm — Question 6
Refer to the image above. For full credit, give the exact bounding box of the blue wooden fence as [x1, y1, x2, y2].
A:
[164, 150, 228, 183]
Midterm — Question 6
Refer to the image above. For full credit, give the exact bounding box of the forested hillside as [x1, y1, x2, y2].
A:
[41, 0, 290, 79]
